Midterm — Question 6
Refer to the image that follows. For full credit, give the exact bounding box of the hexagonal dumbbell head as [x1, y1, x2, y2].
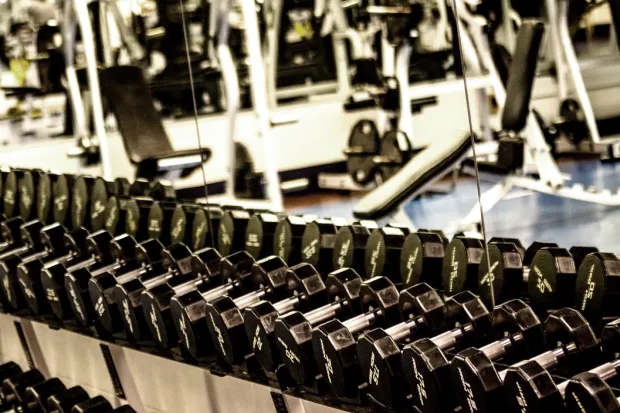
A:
[477, 241, 523, 310]
[41, 261, 73, 319]
[527, 247, 577, 312]
[16, 259, 48, 315]
[273, 215, 307, 265]
[575, 252, 620, 325]
[160, 243, 194, 276]
[19, 220, 44, 250]
[134, 239, 165, 267]
[47, 386, 91, 413]
[218, 209, 251, 256]
[85, 230, 113, 260]
[365, 227, 406, 283]
[65, 268, 96, 326]
[109, 234, 138, 264]
[543, 307, 598, 363]
[244, 262, 328, 373]
[1, 369, 45, 406]
[502, 359, 564, 413]
[0, 217, 24, 244]
[301, 218, 338, 273]
[313, 276, 399, 399]
[220, 251, 255, 292]
[38, 223, 67, 254]
[441, 237, 484, 295]
[325, 267, 363, 316]
[444, 291, 494, 345]
[399, 232, 445, 288]
[564, 372, 619, 413]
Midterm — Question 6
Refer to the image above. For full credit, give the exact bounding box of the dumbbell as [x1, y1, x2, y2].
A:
[71, 176, 128, 231]
[208, 258, 322, 366]
[0, 222, 78, 312]
[301, 218, 348, 274]
[0, 168, 23, 219]
[244, 212, 282, 259]
[0, 362, 25, 409]
[356, 283, 451, 407]
[129, 178, 176, 201]
[190, 204, 222, 251]
[400, 291, 496, 413]
[170, 250, 258, 359]
[441, 236, 485, 295]
[169, 203, 203, 248]
[477, 240, 581, 310]
[22, 377, 67, 412]
[0, 217, 27, 255]
[398, 231, 445, 289]
[310, 276, 401, 399]
[451, 306, 599, 413]
[71, 396, 112, 413]
[102, 196, 154, 241]
[272, 215, 315, 265]
[16, 226, 92, 315]
[36, 172, 73, 227]
[501, 317, 620, 413]
[364, 226, 409, 284]
[64, 233, 143, 325]
[46, 386, 91, 413]
[143, 200, 177, 247]
[274, 268, 372, 386]
[217, 207, 252, 256]
[574, 252, 620, 327]
[141, 247, 224, 349]
[563, 372, 620, 413]
[0, 368, 45, 410]
[244, 263, 332, 374]
[331, 221, 377, 275]
[113, 243, 198, 342]
[88, 239, 167, 334]
[34, 230, 117, 319]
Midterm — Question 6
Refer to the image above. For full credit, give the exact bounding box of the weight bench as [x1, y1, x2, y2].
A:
[99, 65, 212, 180]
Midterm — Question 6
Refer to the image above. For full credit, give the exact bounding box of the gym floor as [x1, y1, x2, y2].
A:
[287, 158, 620, 251]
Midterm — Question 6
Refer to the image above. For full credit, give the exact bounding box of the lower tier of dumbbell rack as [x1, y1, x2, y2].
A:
[0, 312, 362, 413]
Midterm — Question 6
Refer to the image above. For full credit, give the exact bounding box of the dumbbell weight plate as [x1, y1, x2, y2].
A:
[376, 130, 412, 181]
[36, 173, 52, 224]
[90, 178, 115, 231]
[18, 170, 38, 220]
[52, 174, 73, 226]
[347, 120, 380, 185]
[3, 171, 19, 218]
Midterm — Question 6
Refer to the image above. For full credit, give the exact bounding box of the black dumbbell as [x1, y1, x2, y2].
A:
[191, 204, 222, 251]
[300, 218, 346, 274]
[169, 204, 203, 247]
[141, 247, 223, 349]
[0, 362, 24, 410]
[310, 277, 401, 399]
[0, 369, 45, 409]
[0, 222, 75, 311]
[85, 177, 129, 232]
[364, 226, 408, 284]
[356, 283, 450, 407]
[36, 172, 71, 226]
[564, 372, 620, 413]
[477, 241, 566, 309]
[272, 215, 315, 265]
[18, 170, 45, 222]
[399, 231, 445, 289]
[144, 200, 177, 247]
[88, 239, 166, 334]
[113, 243, 198, 342]
[64, 234, 141, 325]
[16, 226, 92, 315]
[23, 377, 67, 412]
[1, 168, 24, 219]
[332, 221, 377, 276]
[575, 252, 620, 327]
[501, 317, 620, 413]
[274, 268, 368, 386]
[244, 212, 282, 259]
[218, 208, 251, 256]
[46, 386, 91, 413]
[244, 263, 330, 374]
[0, 217, 27, 255]
[170, 250, 260, 359]
[208, 258, 322, 366]
[441, 236, 485, 295]
[451, 306, 599, 413]
[400, 291, 496, 413]
[48, 172, 75, 229]
[102, 196, 153, 241]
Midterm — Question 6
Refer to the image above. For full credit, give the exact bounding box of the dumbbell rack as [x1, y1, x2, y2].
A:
[0, 311, 360, 413]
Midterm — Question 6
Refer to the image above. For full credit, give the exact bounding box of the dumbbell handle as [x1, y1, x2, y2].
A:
[0, 243, 32, 260]
[274, 296, 300, 314]
[202, 281, 235, 302]
[306, 301, 343, 326]
[233, 287, 268, 309]
[383, 317, 420, 343]
[342, 310, 378, 332]
[429, 322, 473, 351]
[65, 256, 98, 273]
[556, 357, 620, 396]
[478, 333, 523, 363]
